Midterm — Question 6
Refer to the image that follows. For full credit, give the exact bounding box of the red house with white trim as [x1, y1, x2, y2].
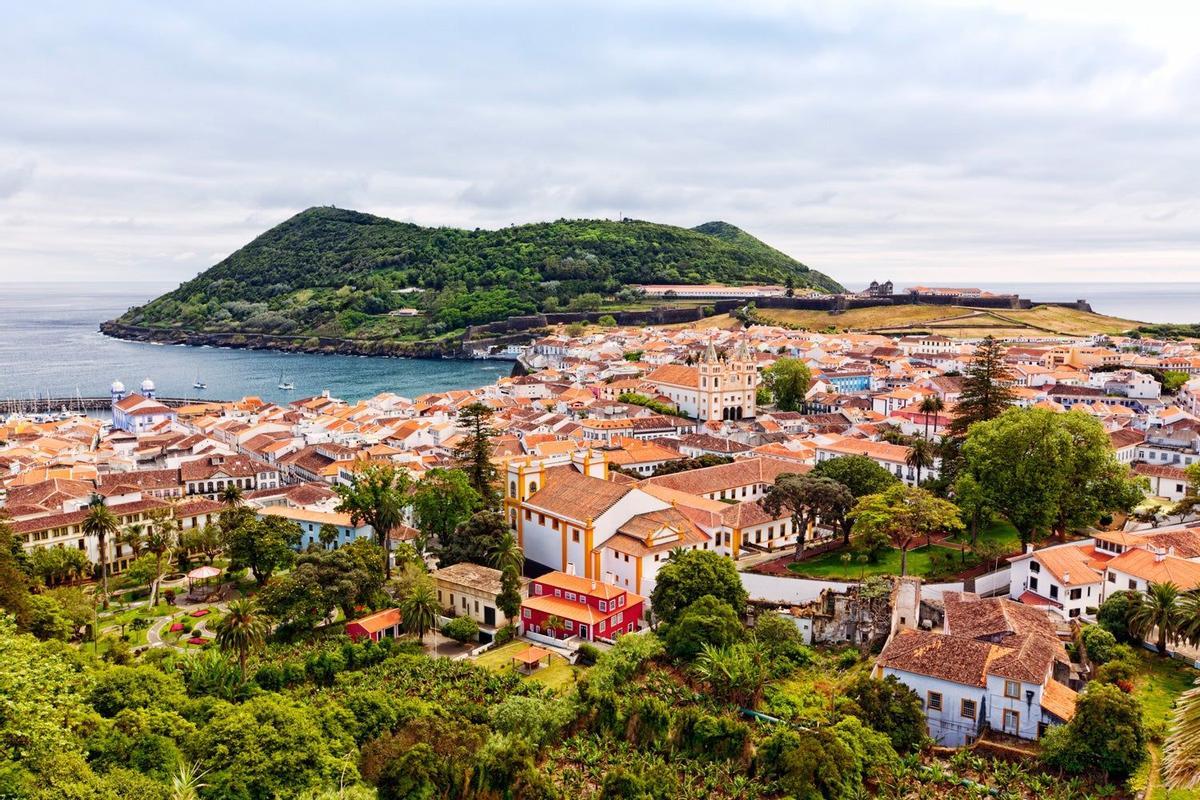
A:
[520, 571, 643, 642]
[346, 608, 403, 642]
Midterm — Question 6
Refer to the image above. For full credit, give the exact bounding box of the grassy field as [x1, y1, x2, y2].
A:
[473, 640, 584, 693]
[737, 303, 1143, 338]
[947, 519, 1023, 553]
[1130, 651, 1200, 799]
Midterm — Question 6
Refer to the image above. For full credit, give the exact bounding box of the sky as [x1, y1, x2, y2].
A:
[2, 0, 1199, 289]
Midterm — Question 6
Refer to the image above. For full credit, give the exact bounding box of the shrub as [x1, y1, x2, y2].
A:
[1042, 681, 1146, 779]
[663, 595, 743, 661]
[442, 616, 480, 644]
[254, 664, 284, 691]
[840, 674, 926, 753]
[1081, 625, 1119, 664]
[1097, 591, 1143, 643]
[493, 624, 517, 646]
[1095, 644, 1140, 684]
[576, 642, 601, 666]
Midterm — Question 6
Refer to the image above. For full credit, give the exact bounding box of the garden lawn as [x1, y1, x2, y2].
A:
[473, 640, 584, 693]
[947, 519, 1022, 553]
[788, 545, 937, 580]
[1130, 650, 1200, 800]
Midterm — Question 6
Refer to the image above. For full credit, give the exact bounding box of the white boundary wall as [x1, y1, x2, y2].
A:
[738, 568, 1011, 605]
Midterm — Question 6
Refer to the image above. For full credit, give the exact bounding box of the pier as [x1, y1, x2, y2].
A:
[0, 395, 226, 416]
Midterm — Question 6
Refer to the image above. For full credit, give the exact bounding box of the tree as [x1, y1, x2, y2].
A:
[214, 599, 268, 676]
[223, 513, 301, 586]
[664, 595, 744, 661]
[811, 454, 898, 500]
[0, 522, 33, 630]
[218, 483, 244, 509]
[1165, 680, 1200, 790]
[649, 549, 747, 626]
[411, 468, 480, 550]
[400, 577, 439, 643]
[118, 523, 145, 559]
[183, 523, 223, 565]
[849, 484, 963, 576]
[83, 496, 120, 601]
[490, 530, 524, 575]
[947, 336, 1016, 437]
[960, 407, 1145, 545]
[763, 472, 854, 553]
[1097, 590, 1144, 643]
[440, 510, 506, 568]
[335, 463, 411, 579]
[1130, 580, 1183, 657]
[761, 357, 811, 412]
[905, 437, 935, 485]
[1041, 681, 1146, 780]
[842, 674, 926, 753]
[951, 472, 992, 545]
[317, 523, 340, 549]
[918, 395, 945, 440]
[496, 565, 523, 622]
[142, 507, 177, 608]
[452, 402, 499, 505]
[1081, 624, 1119, 664]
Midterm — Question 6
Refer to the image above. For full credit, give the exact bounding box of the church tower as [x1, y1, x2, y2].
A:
[697, 337, 722, 421]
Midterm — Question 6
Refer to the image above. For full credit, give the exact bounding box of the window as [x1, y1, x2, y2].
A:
[618, 595, 625, 607]
[1004, 680, 1020, 699]
[1030, 561, 1040, 573]
[565, 592, 576, 601]
[1069, 608, 1081, 618]
[599, 600, 607, 612]
[1029, 576, 1038, 591]
[523, 609, 531, 619]
[554, 588, 561, 597]
[1069, 588, 1082, 600]
[1002, 708, 1020, 733]
[1049, 585, 1059, 600]
[1129, 579, 1138, 590]
[564, 620, 574, 630]
[614, 612, 624, 624]
[927, 691, 943, 711]
[1108, 572, 1116, 584]
[961, 699, 977, 719]
[572, 531, 580, 543]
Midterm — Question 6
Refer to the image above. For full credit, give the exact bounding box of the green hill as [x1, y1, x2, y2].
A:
[114, 207, 842, 342]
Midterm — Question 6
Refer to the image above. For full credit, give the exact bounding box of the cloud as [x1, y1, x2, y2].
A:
[0, 0, 1199, 284]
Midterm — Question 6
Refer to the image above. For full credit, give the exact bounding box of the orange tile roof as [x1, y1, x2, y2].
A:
[1040, 678, 1078, 722]
[1106, 547, 1200, 589]
[524, 469, 631, 522]
[348, 608, 402, 634]
[534, 570, 632, 601]
[644, 364, 699, 389]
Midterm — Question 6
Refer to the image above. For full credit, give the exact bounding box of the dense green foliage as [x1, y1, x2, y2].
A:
[1041, 681, 1147, 780]
[118, 207, 842, 340]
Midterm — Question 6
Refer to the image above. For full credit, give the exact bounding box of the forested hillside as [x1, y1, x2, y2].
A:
[114, 207, 841, 342]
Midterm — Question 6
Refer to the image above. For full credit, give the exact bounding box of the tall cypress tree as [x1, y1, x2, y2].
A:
[453, 402, 499, 505]
[948, 336, 1016, 438]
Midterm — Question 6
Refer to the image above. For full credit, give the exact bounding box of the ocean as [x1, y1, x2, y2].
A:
[0, 281, 1195, 404]
[0, 283, 513, 403]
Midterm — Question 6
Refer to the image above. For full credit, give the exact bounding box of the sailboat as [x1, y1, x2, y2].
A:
[277, 370, 294, 390]
[193, 372, 207, 390]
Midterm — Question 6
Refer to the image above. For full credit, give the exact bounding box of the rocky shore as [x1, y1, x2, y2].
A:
[99, 320, 470, 359]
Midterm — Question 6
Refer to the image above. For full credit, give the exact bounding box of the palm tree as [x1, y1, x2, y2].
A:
[219, 483, 244, 509]
[919, 395, 945, 440]
[400, 578, 439, 644]
[490, 531, 524, 576]
[170, 761, 210, 800]
[906, 437, 935, 486]
[545, 614, 566, 639]
[119, 523, 145, 559]
[1177, 590, 1200, 648]
[82, 496, 120, 602]
[1165, 681, 1200, 790]
[214, 599, 268, 676]
[1130, 580, 1183, 657]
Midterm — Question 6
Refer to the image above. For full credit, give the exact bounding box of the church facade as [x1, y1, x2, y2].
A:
[644, 338, 758, 422]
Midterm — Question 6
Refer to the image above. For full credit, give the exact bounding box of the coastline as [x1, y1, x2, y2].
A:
[98, 320, 480, 360]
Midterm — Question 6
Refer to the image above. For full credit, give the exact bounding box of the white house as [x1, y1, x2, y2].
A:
[876, 592, 1076, 747]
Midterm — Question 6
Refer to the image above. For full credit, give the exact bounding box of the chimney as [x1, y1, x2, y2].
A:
[1155, 548, 1166, 563]
[1062, 571, 1070, 584]
[1025, 543, 1034, 555]
[565, 562, 576, 576]
[1169, 546, 1176, 557]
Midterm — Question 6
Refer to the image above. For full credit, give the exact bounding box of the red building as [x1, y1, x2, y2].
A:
[346, 608, 403, 642]
[520, 571, 643, 642]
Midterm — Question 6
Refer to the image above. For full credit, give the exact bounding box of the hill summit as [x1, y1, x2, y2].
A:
[115, 207, 842, 344]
